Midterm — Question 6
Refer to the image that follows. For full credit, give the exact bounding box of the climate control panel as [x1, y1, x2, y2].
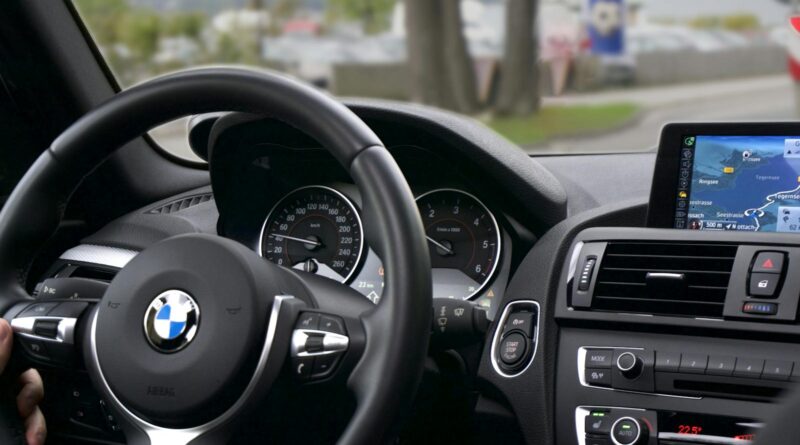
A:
[575, 406, 757, 445]
[577, 407, 656, 445]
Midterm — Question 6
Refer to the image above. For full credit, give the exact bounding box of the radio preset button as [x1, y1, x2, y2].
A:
[734, 358, 764, 378]
[679, 353, 708, 374]
[655, 351, 681, 372]
[707, 356, 736, 376]
[762, 360, 793, 381]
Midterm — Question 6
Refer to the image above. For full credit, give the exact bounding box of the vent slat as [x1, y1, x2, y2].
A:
[601, 267, 730, 275]
[606, 253, 735, 261]
[590, 242, 736, 318]
[594, 296, 725, 306]
[147, 193, 214, 215]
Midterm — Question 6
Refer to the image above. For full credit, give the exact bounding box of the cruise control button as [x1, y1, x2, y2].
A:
[679, 353, 708, 374]
[762, 360, 792, 381]
[312, 354, 340, 377]
[305, 335, 324, 353]
[19, 338, 49, 361]
[707, 356, 736, 376]
[295, 313, 320, 330]
[33, 320, 59, 339]
[655, 351, 681, 372]
[752, 251, 785, 274]
[734, 358, 764, 378]
[499, 333, 527, 365]
[18, 302, 58, 318]
[749, 273, 780, 298]
[585, 349, 614, 368]
[505, 312, 534, 337]
[48, 302, 89, 318]
[319, 315, 346, 335]
[585, 368, 611, 387]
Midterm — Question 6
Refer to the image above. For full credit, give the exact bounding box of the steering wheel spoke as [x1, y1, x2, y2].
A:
[87, 290, 306, 445]
[5, 298, 92, 370]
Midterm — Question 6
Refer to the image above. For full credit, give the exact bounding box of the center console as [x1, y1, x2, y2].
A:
[553, 123, 800, 445]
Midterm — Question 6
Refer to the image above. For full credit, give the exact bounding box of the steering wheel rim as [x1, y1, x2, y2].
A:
[0, 67, 432, 444]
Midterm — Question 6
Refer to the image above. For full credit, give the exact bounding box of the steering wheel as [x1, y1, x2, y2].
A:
[0, 68, 432, 444]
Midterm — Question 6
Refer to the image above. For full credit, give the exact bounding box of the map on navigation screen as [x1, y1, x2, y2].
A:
[673, 135, 800, 233]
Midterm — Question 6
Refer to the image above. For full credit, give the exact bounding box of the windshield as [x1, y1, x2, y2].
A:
[73, 0, 798, 161]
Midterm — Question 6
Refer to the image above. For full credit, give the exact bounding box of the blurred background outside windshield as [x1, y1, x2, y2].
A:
[74, 0, 800, 161]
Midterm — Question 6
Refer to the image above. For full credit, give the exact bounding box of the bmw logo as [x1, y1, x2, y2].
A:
[143, 290, 199, 353]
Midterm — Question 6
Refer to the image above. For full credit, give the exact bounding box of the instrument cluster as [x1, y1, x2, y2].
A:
[258, 185, 505, 308]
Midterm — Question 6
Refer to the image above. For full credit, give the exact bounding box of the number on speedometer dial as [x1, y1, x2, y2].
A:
[416, 189, 501, 300]
[260, 186, 364, 283]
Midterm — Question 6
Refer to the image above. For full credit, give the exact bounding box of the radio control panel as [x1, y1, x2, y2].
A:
[578, 346, 795, 401]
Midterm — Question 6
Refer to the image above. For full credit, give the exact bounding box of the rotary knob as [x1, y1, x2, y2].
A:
[616, 352, 643, 379]
[611, 417, 648, 445]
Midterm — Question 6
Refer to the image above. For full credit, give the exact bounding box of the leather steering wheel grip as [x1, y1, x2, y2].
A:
[0, 67, 432, 445]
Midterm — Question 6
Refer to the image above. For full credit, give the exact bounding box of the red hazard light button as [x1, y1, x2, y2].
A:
[752, 251, 785, 274]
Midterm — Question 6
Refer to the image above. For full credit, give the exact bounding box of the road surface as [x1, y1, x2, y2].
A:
[532, 75, 797, 154]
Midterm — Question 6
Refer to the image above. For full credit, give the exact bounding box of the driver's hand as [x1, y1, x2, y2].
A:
[0, 319, 46, 445]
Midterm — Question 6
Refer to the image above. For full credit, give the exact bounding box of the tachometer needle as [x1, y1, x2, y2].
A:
[270, 233, 322, 247]
[426, 236, 454, 255]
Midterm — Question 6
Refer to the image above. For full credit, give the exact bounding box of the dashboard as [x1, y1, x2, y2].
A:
[33, 98, 800, 445]
[543, 122, 800, 445]
[201, 108, 561, 320]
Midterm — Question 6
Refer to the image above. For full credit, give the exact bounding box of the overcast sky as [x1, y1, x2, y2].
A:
[643, 0, 791, 26]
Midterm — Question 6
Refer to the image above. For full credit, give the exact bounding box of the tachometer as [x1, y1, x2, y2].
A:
[259, 186, 364, 283]
[416, 189, 501, 300]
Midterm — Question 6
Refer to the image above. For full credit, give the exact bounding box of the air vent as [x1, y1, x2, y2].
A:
[67, 265, 117, 283]
[591, 242, 738, 318]
[146, 193, 213, 215]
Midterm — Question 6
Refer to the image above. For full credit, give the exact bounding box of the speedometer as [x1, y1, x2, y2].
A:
[259, 186, 364, 283]
[416, 189, 501, 300]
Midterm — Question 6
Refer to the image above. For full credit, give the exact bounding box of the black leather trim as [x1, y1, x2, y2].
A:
[343, 98, 568, 228]
[0, 67, 431, 445]
[344, 146, 432, 444]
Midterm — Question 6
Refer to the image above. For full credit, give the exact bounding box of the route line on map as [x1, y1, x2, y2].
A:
[744, 184, 800, 230]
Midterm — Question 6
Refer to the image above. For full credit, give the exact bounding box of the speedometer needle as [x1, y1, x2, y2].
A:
[426, 236, 454, 255]
[269, 233, 322, 247]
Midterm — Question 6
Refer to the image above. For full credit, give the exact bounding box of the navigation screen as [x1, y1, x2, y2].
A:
[674, 135, 800, 232]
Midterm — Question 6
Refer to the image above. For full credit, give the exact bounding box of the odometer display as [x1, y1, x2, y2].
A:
[416, 189, 501, 300]
[260, 186, 363, 283]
